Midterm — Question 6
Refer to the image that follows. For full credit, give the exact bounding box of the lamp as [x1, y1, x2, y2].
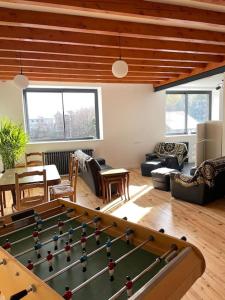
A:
[13, 57, 29, 89]
[112, 35, 128, 78]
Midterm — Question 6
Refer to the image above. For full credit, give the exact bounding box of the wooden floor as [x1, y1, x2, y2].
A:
[3, 169, 225, 300]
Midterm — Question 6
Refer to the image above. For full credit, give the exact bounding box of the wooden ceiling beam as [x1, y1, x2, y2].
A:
[1, 7, 225, 45]
[0, 40, 221, 63]
[0, 67, 177, 78]
[0, 58, 191, 73]
[0, 51, 206, 68]
[2, 0, 225, 29]
[1, 26, 225, 55]
[0, 71, 168, 80]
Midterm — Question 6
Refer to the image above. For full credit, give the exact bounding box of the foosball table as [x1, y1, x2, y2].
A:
[0, 199, 205, 300]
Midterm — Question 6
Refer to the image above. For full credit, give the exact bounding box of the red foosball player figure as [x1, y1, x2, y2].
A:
[95, 228, 101, 245]
[80, 233, 87, 251]
[46, 250, 54, 272]
[32, 228, 39, 242]
[108, 258, 116, 281]
[63, 286, 72, 300]
[26, 259, 34, 272]
[58, 219, 65, 235]
[3, 239, 11, 253]
[125, 276, 133, 297]
[64, 241, 71, 262]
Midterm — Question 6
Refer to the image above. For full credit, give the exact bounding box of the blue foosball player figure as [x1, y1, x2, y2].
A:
[106, 237, 112, 257]
[36, 218, 43, 231]
[52, 232, 59, 250]
[68, 227, 75, 243]
[34, 241, 42, 259]
[80, 250, 88, 272]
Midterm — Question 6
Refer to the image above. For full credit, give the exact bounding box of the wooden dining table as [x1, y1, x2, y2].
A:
[0, 164, 61, 216]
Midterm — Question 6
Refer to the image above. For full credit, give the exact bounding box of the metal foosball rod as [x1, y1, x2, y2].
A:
[44, 229, 126, 283]
[11, 211, 85, 247]
[108, 244, 178, 300]
[0, 205, 64, 229]
[35, 223, 115, 269]
[0, 207, 74, 239]
[14, 217, 95, 258]
[70, 237, 153, 294]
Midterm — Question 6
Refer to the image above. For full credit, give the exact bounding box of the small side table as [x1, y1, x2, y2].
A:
[99, 168, 130, 203]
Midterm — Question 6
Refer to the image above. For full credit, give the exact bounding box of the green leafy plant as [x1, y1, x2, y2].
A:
[0, 118, 28, 170]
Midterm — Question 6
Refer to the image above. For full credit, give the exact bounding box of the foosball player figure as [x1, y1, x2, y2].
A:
[36, 218, 43, 231]
[32, 228, 39, 242]
[68, 227, 75, 243]
[80, 250, 88, 272]
[58, 219, 65, 235]
[52, 232, 59, 250]
[3, 239, 11, 253]
[80, 233, 87, 251]
[106, 237, 112, 257]
[95, 228, 101, 245]
[63, 286, 73, 300]
[125, 229, 134, 245]
[93, 216, 101, 229]
[34, 212, 39, 222]
[81, 222, 87, 234]
[108, 258, 116, 281]
[64, 241, 71, 262]
[46, 250, 54, 272]
[125, 276, 133, 297]
[26, 259, 34, 272]
[34, 241, 42, 259]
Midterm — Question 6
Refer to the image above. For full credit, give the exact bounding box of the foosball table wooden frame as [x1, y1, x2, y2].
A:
[0, 199, 205, 300]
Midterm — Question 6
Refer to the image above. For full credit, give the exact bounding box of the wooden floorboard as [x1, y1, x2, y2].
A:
[2, 168, 225, 300]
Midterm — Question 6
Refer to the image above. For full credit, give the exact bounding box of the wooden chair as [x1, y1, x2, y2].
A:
[49, 155, 78, 202]
[25, 152, 45, 167]
[15, 170, 48, 211]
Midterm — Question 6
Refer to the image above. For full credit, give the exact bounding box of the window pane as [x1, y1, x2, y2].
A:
[26, 92, 64, 141]
[187, 94, 210, 134]
[63, 92, 97, 139]
[166, 94, 185, 134]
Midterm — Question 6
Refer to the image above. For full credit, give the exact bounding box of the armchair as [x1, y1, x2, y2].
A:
[170, 156, 225, 205]
[146, 142, 188, 170]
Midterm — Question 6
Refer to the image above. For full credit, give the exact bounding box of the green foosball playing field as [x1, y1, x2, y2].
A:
[0, 200, 205, 300]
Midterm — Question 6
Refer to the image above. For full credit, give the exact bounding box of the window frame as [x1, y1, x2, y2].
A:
[166, 90, 212, 135]
[23, 87, 100, 142]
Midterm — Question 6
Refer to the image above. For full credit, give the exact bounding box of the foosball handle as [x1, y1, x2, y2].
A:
[10, 285, 36, 300]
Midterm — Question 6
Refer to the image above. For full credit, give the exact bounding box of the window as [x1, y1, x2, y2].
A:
[166, 91, 211, 135]
[24, 88, 100, 142]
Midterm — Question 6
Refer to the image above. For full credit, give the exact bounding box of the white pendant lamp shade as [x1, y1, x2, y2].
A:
[14, 74, 29, 89]
[112, 59, 128, 78]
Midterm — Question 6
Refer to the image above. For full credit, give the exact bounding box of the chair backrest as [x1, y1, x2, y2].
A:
[15, 169, 47, 211]
[70, 155, 79, 189]
[25, 152, 45, 167]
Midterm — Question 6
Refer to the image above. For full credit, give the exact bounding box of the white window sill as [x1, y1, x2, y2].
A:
[27, 139, 103, 145]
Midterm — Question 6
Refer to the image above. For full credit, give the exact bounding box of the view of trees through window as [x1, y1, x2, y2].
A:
[24, 89, 99, 141]
[166, 91, 211, 135]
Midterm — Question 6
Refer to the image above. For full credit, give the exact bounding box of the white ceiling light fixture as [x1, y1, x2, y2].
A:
[14, 57, 29, 89]
[112, 35, 128, 78]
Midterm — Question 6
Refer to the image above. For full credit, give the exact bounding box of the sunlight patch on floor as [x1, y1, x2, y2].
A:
[102, 184, 153, 222]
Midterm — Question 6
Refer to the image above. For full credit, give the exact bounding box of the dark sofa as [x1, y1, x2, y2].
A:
[75, 150, 112, 197]
[170, 156, 225, 205]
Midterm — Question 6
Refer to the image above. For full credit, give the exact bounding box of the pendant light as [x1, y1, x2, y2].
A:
[14, 56, 29, 89]
[112, 35, 128, 78]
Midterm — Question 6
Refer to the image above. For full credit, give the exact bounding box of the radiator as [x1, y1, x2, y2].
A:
[44, 149, 93, 175]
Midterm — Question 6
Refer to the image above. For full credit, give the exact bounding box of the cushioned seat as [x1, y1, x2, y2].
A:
[141, 161, 162, 177]
[151, 167, 176, 191]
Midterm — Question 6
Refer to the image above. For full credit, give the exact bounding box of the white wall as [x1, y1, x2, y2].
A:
[0, 81, 165, 169]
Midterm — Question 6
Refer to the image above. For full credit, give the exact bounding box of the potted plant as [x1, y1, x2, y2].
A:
[0, 118, 28, 170]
